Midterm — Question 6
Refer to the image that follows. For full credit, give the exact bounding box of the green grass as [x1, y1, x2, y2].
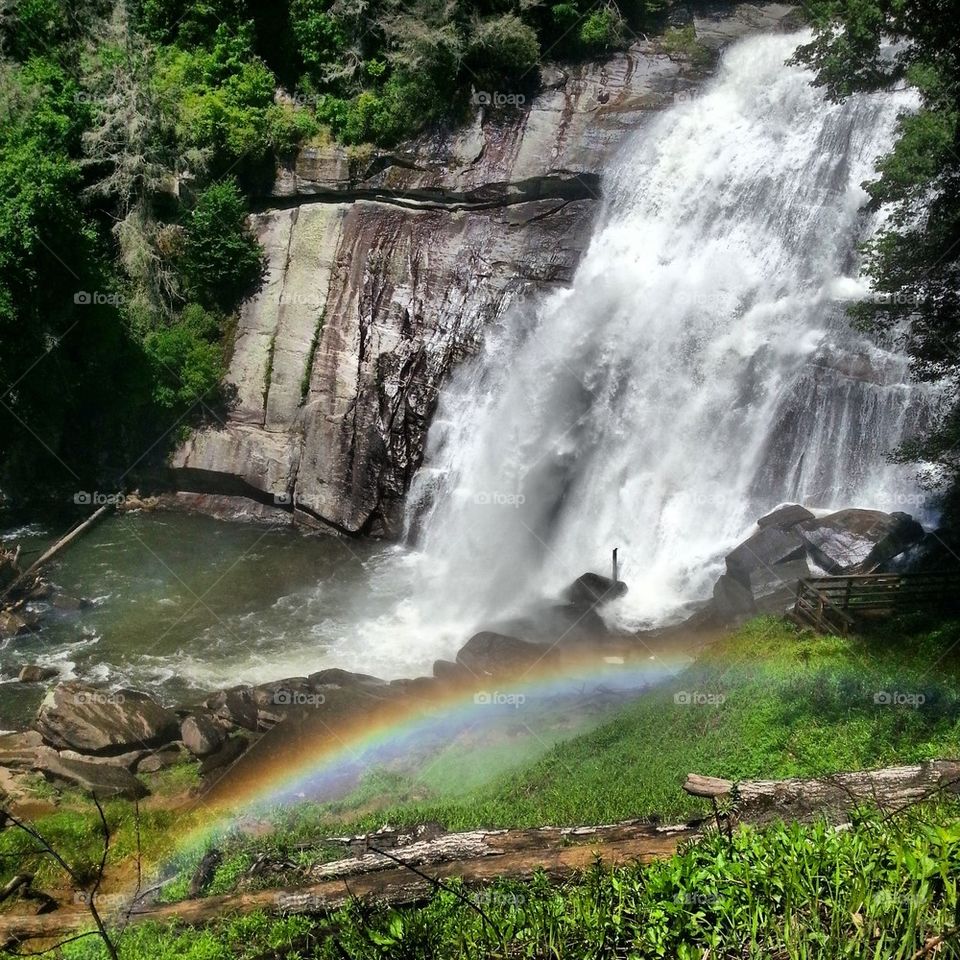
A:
[47, 802, 960, 959]
[270, 615, 960, 837]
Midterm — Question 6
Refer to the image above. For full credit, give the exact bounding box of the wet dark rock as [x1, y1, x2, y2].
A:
[432, 659, 471, 683]
[18, 665, 58, 683]
[251, 678, 315, 709]
[34, 747, 148, 800]
[725, 527, 805, 585]
[307, 668, 387, 689]
[26, 581, 53, 601]
[757, 504, 815, 530]
[797, 509, 924, 574]
[456, 632, 547, 677]
[202, 685, 259, 732]
[712, 573, 756, 622]
[199, 735, 248, 776]
[189, 849, 223, 898]
[388, 676, 437, 697]
[58, 748, 145, 770]
[544, 603, 611, 642]
[563, 573, 628, 609]
[749, 557, 811, 599]
[181, 715, 224, 757]
[35, 682, 180, 755]
[886, 528, 960, 573]
[50, 594, 91, 612]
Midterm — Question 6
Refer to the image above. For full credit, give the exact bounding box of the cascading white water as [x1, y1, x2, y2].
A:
[394, 30, 929, 638]
[7, 31, 935, 702]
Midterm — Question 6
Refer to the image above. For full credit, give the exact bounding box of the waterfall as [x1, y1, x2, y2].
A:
[394, 30, 928, 638]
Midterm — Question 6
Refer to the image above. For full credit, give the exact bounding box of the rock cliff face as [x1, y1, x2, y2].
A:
[170, 4, 798, 537]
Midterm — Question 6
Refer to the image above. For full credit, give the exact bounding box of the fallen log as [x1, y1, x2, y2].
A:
[734, 759, 960, 824]
[0, 820, 699, 944]
[1, 503, 113, 603]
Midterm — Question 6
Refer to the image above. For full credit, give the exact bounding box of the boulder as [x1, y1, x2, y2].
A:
[50, 594, 91, 612]
[18, 665, 59, 683]
[797, 509, 924, 574]
[757, 504, 815, 530]
[58, 748, 145, 770]
[201, 685, 259, 731]
[0, 730, 44, 769]
[34, 748, 148, 800]
[725, 527, 805, 585]
[712, 574, 757, 622]
[251, 677, 318, 709]
[749, 558, 811, 614]
[35, 682, 180, 755]
[748, 557, 811, 599]
[563, 573, 628, 609]
[137, 745, 187, 774]
[199, 735, 248, 776]
[180, 715, 224, 757]
[455, 632, 546, 677]
[388, 676, 437, 697]
[0, 611, 31, 639]
[432, 659, 471, 683]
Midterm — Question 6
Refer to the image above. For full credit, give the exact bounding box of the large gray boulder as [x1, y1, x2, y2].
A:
[797, 509, 924, 574]
[180, 715, 224, 757]
[726, 527, 805, 585]
[34, 748, 148, 799]
[0, 730, 44, 769]
[201, 685, 259, 731]
[307, 668, 387, 689]
[712, 574, 756, 622]
[18, 665, 59, 683]
[35, 682, 180, 755]
[757, 504, 815, 530]
[455, 632, 547, 677]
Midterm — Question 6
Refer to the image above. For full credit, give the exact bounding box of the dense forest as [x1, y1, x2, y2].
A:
[0, 0, 956, 511]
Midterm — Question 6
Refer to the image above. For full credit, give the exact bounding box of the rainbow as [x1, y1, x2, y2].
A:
[163, 648, 692, 863]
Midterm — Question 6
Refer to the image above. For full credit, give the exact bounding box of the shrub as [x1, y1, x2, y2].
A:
[144, 304, 225, 412]
[466, 14, 540, 90]
[180, 178, 264, 311]
[579, 8, 623, 52]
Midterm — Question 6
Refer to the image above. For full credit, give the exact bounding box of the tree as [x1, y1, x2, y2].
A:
[179, 177, 264, 312]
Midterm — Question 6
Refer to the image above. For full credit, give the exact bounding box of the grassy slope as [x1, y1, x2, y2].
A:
[287, 613, 960, 835]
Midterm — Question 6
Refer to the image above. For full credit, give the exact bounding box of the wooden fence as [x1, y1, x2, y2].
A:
[791, 571, 960, 634]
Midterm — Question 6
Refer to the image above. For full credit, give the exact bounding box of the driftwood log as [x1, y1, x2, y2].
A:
[0, 503, 113, 604]
[2, 760, 959, 946]
[0, 820, 698, 945]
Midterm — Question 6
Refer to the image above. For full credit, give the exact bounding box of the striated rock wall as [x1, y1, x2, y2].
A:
[170, 4, 798, 537]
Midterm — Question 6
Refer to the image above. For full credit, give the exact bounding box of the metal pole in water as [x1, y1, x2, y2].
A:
[612, 547, 619, 583]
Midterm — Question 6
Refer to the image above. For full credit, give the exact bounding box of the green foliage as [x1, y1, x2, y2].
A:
[145, 304, 226, 413]
[180, 179, 264, 311]
[154, 22, 312, 180]
[51, 806, 960, 959]
[661, 24, 709, 63]
[466, 14, 540, 88]
[289, 0, 349, 78]
[579, 9, 623, 52]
